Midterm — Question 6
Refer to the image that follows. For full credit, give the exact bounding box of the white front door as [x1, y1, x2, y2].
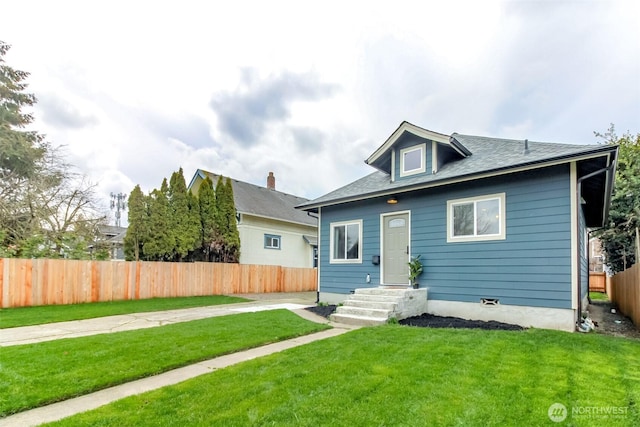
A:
[382, 212, 410, 285]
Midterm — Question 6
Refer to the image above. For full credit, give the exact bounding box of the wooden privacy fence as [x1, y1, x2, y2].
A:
[610, 263, 640, 329]
[588, 272, 607, 292]
[0, 258, 318, 308]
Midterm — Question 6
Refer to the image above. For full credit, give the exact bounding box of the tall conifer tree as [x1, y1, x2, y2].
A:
[186, 190, 202, 260]
[223, 177, 241, 262]
[213, 176, 240, 263]
[168, 168, 192, 261]
[198, 176, 217, 261]
[124, 185, 148, 261]
[145, 179, 172, 260]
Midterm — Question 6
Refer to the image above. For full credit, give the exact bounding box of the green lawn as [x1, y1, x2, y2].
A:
[0, 309, 329, 416]
[49, 327, 640, 427]
[590, 291, 609, 302]
[0, 295, 248, 329]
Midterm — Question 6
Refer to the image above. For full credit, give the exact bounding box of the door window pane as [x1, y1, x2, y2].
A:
[389, 218, 406, 228]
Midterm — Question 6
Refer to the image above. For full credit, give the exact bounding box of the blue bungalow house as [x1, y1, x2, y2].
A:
[297, 121, 618, 331]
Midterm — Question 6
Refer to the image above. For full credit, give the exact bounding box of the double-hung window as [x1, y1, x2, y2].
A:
[447, 193, 506, 242]
[330, 220, 362, 263]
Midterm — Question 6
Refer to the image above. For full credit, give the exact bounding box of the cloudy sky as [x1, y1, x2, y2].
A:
[3, 0, 639, 224]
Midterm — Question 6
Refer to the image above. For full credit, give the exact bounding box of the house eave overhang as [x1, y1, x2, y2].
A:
[239, 211, 317, 228]
[365, 122, 463, 173]
[187, 169, 207, 190]
[579, 147, 618, 228]
[299, 147, 618, 212]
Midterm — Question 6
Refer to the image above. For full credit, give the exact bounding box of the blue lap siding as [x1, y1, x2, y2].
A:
[319, 164, 574, 309]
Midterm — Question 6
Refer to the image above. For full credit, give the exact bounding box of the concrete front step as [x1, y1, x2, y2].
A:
[334, 306, 391, 319]
[345, 300, 398, 310]
[330, 313, 389, 326]
[353, 288, 412, 296]
[344, 294, 404, 303]
[329, 287, 428, 326]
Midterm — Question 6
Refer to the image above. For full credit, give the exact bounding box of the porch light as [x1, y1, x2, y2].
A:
[387, 197, 398, 204]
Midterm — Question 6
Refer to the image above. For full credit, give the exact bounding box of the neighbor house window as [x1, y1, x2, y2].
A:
[400, 144, 426, 177]
[447, 193, 506, 242]
[330, 220, 362, 263]
[264, 234, 281, 249]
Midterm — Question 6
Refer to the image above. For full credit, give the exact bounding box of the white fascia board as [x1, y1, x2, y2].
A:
[186, 169, 207, 191]
[366, 122, 450, 165]
[239, 211, 318, 228]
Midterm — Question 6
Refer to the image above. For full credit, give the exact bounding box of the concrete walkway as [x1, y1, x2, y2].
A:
[0, 292, 317, 346]
[0, 293, 359, 426]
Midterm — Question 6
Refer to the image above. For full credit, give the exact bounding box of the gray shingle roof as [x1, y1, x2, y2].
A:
[198, 171, 317, 227]
[97, 225, 127, 244]
[297, 131, 616, 210]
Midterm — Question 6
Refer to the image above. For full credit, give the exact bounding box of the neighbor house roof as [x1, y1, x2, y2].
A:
[97, 225, 127, 245]
[189, 169, 317, 227]
[297, 122, 618, 227]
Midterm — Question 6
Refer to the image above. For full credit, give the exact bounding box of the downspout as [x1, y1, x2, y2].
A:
[307, 209, 320, 303]
[576, 164, 614, 330]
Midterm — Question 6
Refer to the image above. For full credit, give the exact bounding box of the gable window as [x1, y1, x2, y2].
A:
[330, 220, 362, 263]
[400, 144, 426, 177]
[264, 234, 281, 249]
[447, 193, 506, 242]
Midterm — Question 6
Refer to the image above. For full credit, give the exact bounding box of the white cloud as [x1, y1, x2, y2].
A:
[2, 0, 638, 223]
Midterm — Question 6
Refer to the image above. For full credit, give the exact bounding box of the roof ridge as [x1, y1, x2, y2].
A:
[452, 133, 601, 148]
[198, 169, 309, 201]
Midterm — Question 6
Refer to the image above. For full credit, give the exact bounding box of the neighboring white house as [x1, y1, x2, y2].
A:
[95, 225, 127, 260]
[188, 170, 318, 268]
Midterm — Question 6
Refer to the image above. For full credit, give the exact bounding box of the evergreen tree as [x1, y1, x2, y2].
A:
[0, 41, 46, 179]
[1, 40, 50, 247]
[145, 179, 172, 261]
[213, 176, 240, 263]
[168, 168, 192, 261]
[186, 190, 202, 260]
[124, 185, 148, 261]
[594, 125, 640, 272]
[1, 41, 105, 258]
[198, 176, 218, 262]
[223, 177, 241, 262]
[212, 176, 228, 262]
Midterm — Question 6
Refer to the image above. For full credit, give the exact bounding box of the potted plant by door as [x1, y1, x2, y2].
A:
[407, 255, 423, 289]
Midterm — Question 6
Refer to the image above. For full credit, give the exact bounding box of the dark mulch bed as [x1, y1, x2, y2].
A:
[399, 313, 526, 331]
[306, 305, 337, 319]
[305, 305, 525, 331]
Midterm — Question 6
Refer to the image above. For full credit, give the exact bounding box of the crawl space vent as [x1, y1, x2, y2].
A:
[481, 298, 499, 306]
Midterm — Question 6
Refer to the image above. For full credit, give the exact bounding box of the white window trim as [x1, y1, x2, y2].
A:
[399, 143, 426, 177]
[329, 219, 363, 264]
[446, 193, 506, 243]
[264, 234, 281, 249]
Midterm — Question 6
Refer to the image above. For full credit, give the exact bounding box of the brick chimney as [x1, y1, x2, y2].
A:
[267, 172, 275, 190]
